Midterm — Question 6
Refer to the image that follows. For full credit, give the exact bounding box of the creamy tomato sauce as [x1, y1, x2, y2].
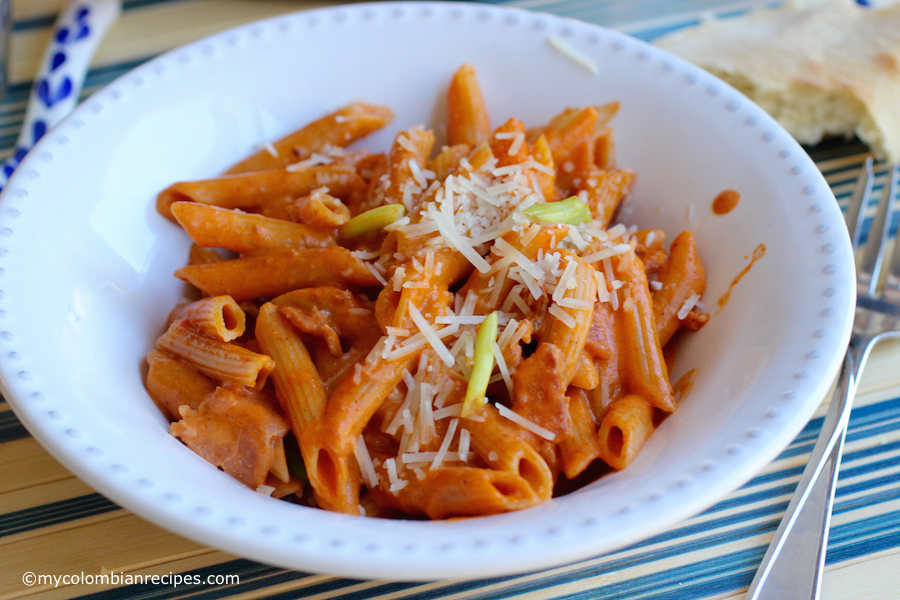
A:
[712, 189, 740, 215]
[715, 243, 766, 313]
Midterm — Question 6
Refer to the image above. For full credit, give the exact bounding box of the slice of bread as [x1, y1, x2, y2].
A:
[655, 0, 900, 162]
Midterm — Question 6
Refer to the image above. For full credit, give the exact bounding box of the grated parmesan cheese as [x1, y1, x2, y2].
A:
[547, 34, 599, 74]
[497, 403, 557, 441]
[354, 436, 380, 488]
[435, 315, 487, 326]
[548, 304, 577, 328]
[594, 270, 610, 303]
[491, 340, 514, 397]
[263, 141, 279, 158]
[363, 261, 389, 286]
[430, 418, 459, 470]
[432, 403, 464, 420]
[256, 484, 276, 497]
[458, 428, 471, 462]
[677, 292, 702, 320]
[407, 303, 457, 367]
[582, 243, 632, 263]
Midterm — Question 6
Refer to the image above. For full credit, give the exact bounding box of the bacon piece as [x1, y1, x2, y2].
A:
[170, 385, 288, 489]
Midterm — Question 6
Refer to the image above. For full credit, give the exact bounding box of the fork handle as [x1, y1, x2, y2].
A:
[745, 351, 856, 600]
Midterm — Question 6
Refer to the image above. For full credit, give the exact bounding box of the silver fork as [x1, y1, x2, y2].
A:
[745, 158, 900, 599]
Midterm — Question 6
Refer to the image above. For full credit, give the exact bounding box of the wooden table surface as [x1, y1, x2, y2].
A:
[1, 1, 898, 598]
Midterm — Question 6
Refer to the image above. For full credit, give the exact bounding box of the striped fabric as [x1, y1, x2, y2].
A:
[1, 1, 898, 599]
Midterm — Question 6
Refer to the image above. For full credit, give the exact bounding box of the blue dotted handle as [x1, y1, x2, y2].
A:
[0, 1, 121, 188]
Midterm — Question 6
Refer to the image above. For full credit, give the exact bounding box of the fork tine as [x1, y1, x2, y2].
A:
[845, 156, 874, 252]
[884, 169, 900, 305]
[858, 163, 898, 298]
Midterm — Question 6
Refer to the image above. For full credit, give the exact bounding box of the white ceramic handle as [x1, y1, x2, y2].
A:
[0, 0, 121, 188]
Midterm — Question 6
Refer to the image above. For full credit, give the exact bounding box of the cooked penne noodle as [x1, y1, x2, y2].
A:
[542, 252, 598, 385]
[529, 134, 557, 200]
[157, 164, 366, 220]
[156, 320, 275, 389]
[270, 436, 290, 484]
[593, 126, 616, 171]
[169, 295, 246, 342]
[570, 352, 600, 390]
[146, 349, 217, 420]
[225, 102, 395, 174]
[446, 63, 491, 147]
[174, 246, 380, 302]
[583, 301, 624, 418]
[462, 403, 554, 501]
[597, 393, 655, 470]
[171, 201, 336, 253]
[542, 106, 598, 170]
[289, 190, 351, 228]
[489, 119, 529, 167]
[429, 143, 471, 181]
[369, 462, 544, 519]
[255, 302, 328, 434]
[579, 167, 636, 227]
[559, 388, 603, 479]
[306, 353, 416, 513]
[380, 127, 436, 211]
[615, 249, 677, 413]
[653, 231, 706, 346]
[188, 242, 224, 266]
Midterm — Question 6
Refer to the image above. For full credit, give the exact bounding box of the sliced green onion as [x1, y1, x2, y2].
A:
[339, 204, 405, 239]
[461, 311, 499, 418]
[522, 196, 592, 225]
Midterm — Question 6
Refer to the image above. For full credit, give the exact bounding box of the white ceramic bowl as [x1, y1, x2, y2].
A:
[0, 1, 855, 581]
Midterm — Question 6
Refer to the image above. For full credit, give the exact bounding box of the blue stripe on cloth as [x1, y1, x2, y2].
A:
[0, 408, 30, 442]
[64, 560, 309, 600]
[0, 494, 120, 538]
[62, 505, 900, 600]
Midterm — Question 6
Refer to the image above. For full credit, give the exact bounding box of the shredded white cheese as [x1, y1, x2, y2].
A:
[354, 436, 380, 488]
[497, 404, 557, 441]
[677, 292, 702, 320]
[548, 34, 599, 74]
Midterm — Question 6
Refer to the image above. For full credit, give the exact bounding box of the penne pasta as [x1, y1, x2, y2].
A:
[542, 106, 598, 172]
[289, 190, 351, 228]
[145, 348, 217, 420]
[174, 246, 380, 302]
[653, 231, 707, 346]
[225, 102, 395, 174]
[156, 320, 275, 390]
[615, 249, 677, 413]
[579, 167, 636, 227]
[157, 164, 366, 221]
[446, 63, 491, 147]
[462, 403, 555, 501]
[255, 302, 328, 435]
[597, 393, 655, 471]
[559, 388, 603, 479]
[369, 462, 544, 519]
[171, 201, 336, 253]
[168, 295, 246, 342]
